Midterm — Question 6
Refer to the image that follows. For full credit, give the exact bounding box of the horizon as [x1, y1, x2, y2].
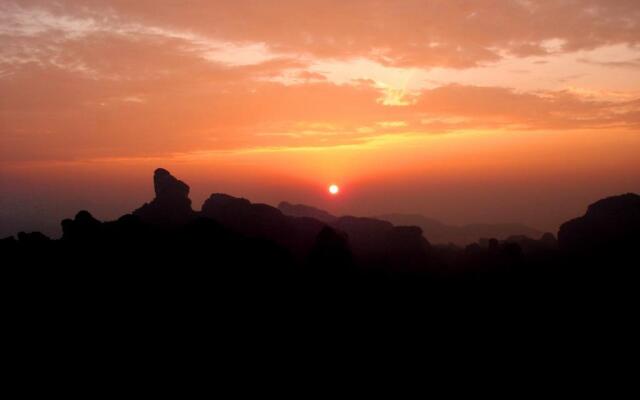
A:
[2, 1, 640, 238]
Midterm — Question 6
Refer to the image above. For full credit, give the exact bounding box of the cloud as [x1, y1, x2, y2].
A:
[1, 0, 640, 164]
[4, 1, 640, 69]
[2, 57, 638, 163]
[578, 57, 640, 69]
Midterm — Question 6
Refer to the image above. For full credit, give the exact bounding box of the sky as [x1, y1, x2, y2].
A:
[1, 0, 640, 237]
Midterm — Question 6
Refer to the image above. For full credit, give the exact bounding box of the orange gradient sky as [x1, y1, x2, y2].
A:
[1, 0, 640, 236]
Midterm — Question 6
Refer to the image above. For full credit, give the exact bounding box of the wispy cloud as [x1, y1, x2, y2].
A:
[1, 0, 640, 164]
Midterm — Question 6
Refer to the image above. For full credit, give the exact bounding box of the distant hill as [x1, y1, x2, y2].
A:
[278, 202, 338, 224]
[277, 202, 430, 269]
[277, 202, 542, 245]
[377, 213, 543, 246]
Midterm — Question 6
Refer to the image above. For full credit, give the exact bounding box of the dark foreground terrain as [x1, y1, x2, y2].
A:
[3, 168, 638, 304]
[1, 170, 636, 344]
[3, 168, 638, 375]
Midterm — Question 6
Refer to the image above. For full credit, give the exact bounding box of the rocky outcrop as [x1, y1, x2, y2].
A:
[558, 193, 640, 254]
[133, 168, 194, 225]
[62, 210, 102, 241]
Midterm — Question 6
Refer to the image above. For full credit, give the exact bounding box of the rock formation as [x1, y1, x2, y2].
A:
[133, 168, 194, 225]
[62, 210, 102, 241]
[558, 193, 640, 255]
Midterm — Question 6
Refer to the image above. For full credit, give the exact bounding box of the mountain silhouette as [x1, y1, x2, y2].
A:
[201, 193, 326, 260]
[277, 202, 430, 269]
[333, 216, 431, 271]
[277, 201, 541, 245]
[558, 193, 640, 256]
[278, 201, 338, 224]
[133, 168, 194, 225]
[2, 168, 639, 307]
[377, 213, 542, 246]
[502, 232, 557, 255]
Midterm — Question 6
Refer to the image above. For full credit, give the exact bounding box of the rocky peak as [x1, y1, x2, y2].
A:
[558, 193, 640, 253]
[132, 168, 193, 224]
[154, 168, 190, 201]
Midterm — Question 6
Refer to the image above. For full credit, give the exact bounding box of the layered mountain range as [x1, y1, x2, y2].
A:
[278, 201, 543, 246]
[4, 168, 639, 279]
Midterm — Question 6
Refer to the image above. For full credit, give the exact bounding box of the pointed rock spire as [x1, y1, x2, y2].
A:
[133, 168, 193, 225]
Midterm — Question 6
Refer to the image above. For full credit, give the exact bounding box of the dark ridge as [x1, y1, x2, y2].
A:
[277, 202, 542, 246]
[278, 201, 338, 224]
[377, 213, 542, 246]
[558, 193, 640, 255]
[2, 168, 638, 321]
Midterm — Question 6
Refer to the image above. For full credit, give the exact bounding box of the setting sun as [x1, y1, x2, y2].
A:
[329, 184, 340, 195]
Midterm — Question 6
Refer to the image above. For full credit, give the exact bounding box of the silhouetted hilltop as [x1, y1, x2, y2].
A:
[62, 210, 102, 241]
[333, 216, 431, 270]
[201, 193, 326, 259]
[278, 201, 338, 224]
[503, 232, 557, 255]
[133, 168, 194, 225]
[558, 193, 640, 256]
[377, 214, 542, 245]
[276, 202, 431, 269]
[277, 202, 542, 245]
[202, 195, 429, 269]
[16, 231, 50, 243]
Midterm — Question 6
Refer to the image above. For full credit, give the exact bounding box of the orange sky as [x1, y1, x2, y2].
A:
[1, 0, 640, 236]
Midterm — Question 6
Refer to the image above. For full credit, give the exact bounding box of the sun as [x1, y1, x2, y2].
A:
[328, 184, 339, 195]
